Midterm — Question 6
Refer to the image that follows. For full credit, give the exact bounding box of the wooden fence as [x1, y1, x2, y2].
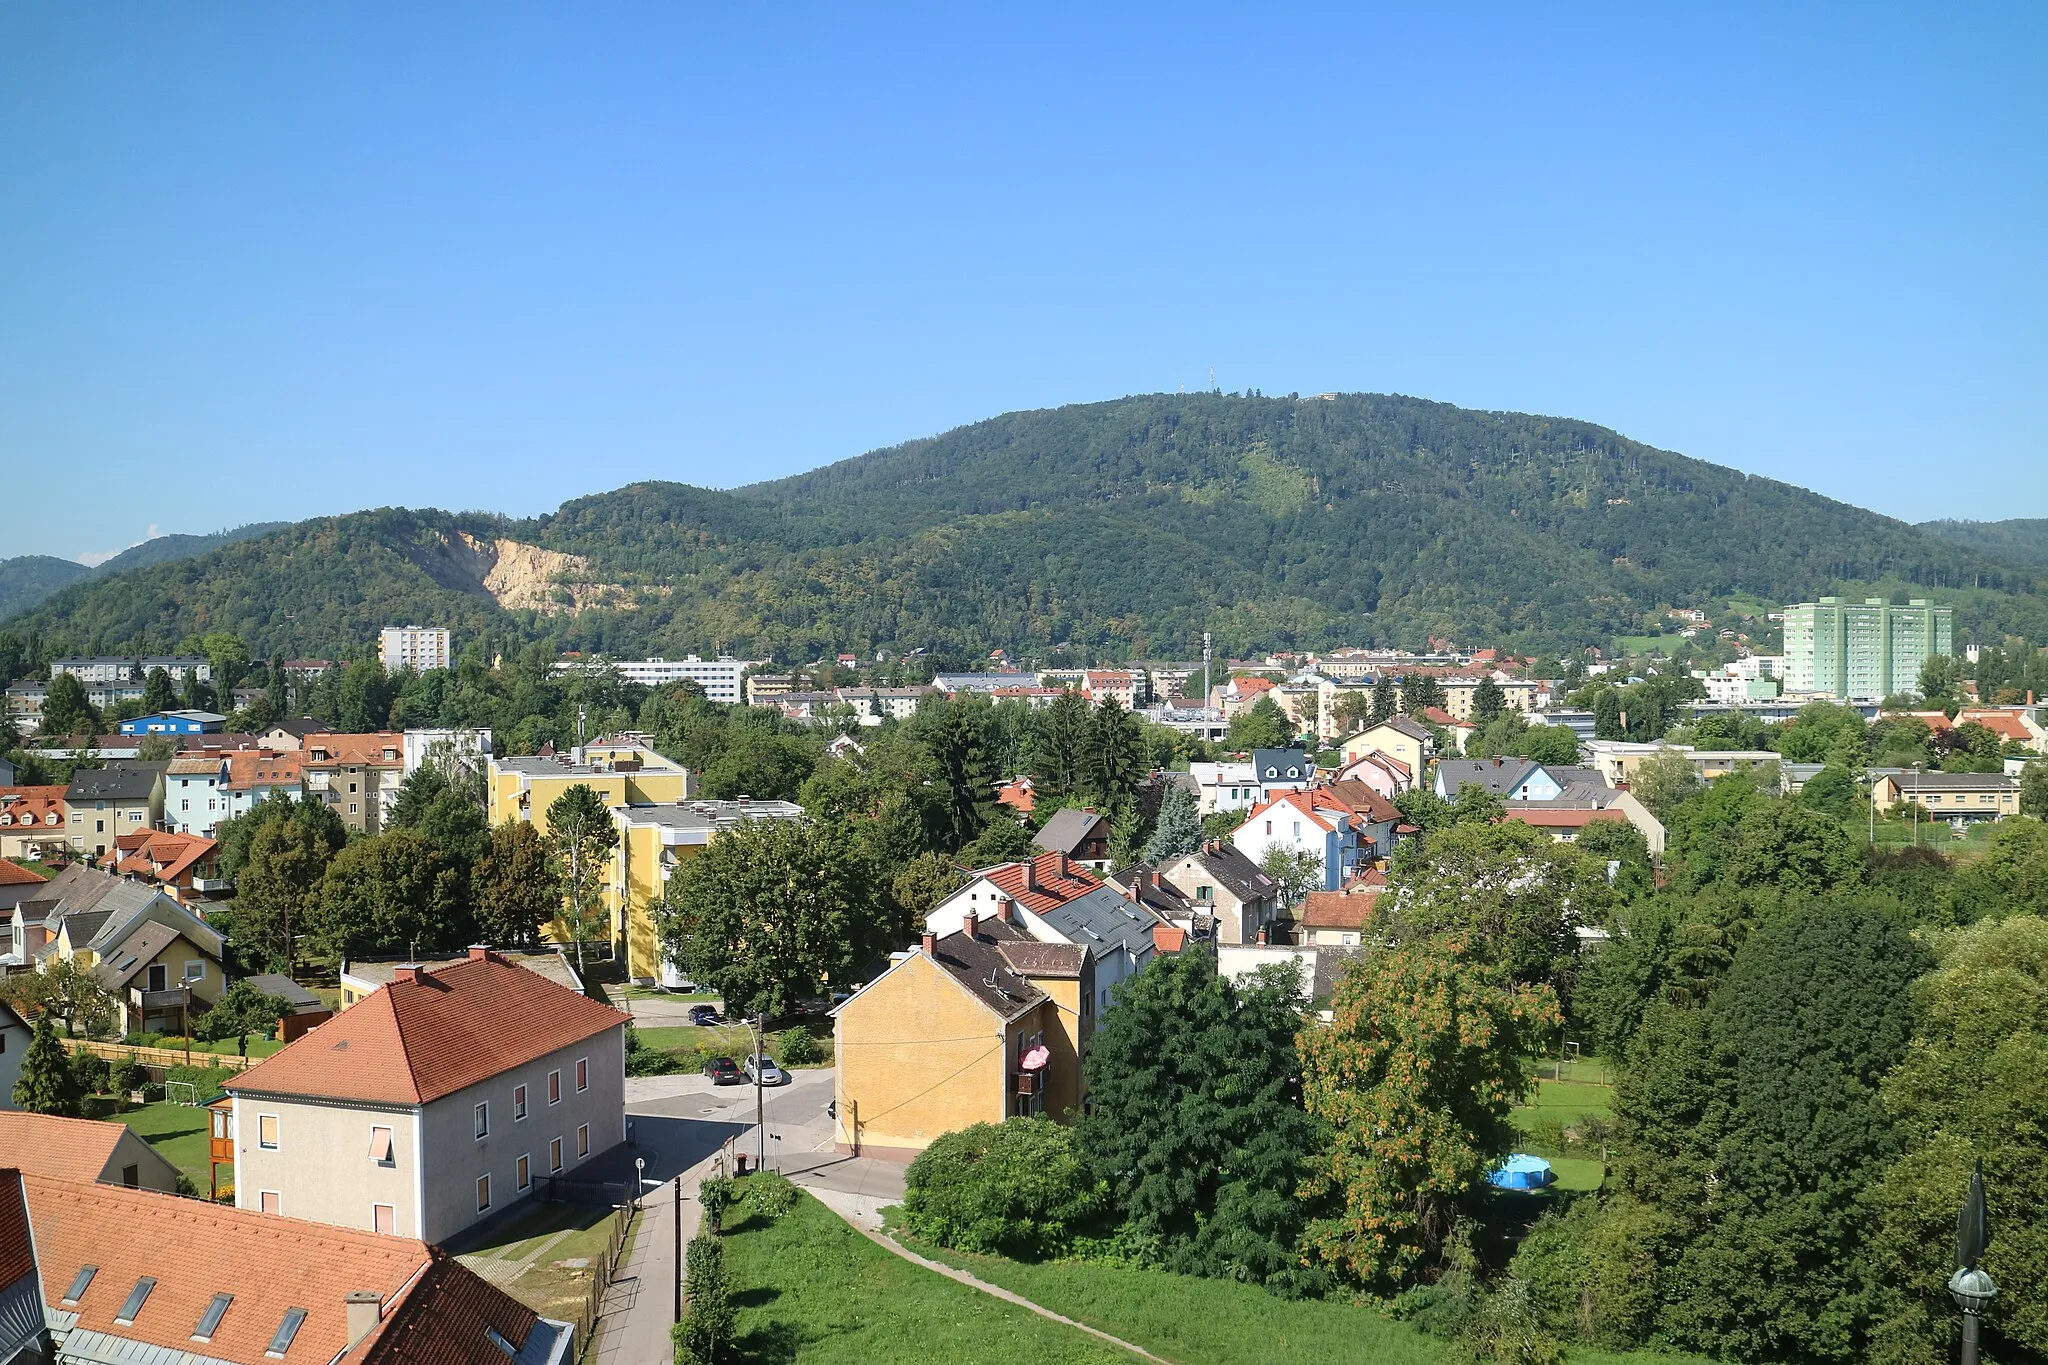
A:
[59, 1037, 254, 1073]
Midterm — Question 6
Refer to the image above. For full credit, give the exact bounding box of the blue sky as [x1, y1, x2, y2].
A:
[2, 3, 2042, 562]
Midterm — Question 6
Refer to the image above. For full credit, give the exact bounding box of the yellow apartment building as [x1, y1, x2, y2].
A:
[833, 909, 1092, 1158]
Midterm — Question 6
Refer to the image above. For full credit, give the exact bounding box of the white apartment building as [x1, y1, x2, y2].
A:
[50, 656, 213, 685]
[380, 626, 452, 673]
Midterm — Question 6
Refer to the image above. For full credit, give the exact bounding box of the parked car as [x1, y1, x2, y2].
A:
[688, 1004, 720, 1026]
[702, 1056, 742, 1085]
[744, 1056, 788, 1087]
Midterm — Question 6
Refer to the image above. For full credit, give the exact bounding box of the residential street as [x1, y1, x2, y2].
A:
[590, 1066, 908, 1365]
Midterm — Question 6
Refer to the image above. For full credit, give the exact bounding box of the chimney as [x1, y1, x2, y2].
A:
[467, 945, 492, 963]
[391, 963, 422, 985]
[345, 1292, 382, 1348]
[1022, 858, 1038, 892]
[966, 911, 981, 939]
[1256, 927, 1268, 945]
[1056, 852, 1070, 879]
[921, 930, 937, 955]
[996, 897, 1013, 924]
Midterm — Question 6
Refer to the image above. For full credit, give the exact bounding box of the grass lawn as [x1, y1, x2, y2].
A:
[109, 1098, 215, 1189]
[1513, 1078, 1614, 1131]
[720, 1192, 1133, 1364]
[449, 1199, 630, 1323]
[899, 1230, 1723, 1365]
[158, 1036, 287, 1059]
[633, 1023, 758, 1056]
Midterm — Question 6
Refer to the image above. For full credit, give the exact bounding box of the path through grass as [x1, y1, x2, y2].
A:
[720, 1192, 1134, 1363]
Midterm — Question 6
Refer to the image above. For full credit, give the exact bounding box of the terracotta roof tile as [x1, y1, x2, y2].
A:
[0, 1173, 31, 1289]
[1319, 780, 1402, 824]
[0, 1113, 130, 1182]
[0, 860, 45, 886]
[980, 852, 1102, 915]
[1152, 923, 1188, 953]
[1300, 890, 1378, 929]
[228, 952, 628, 1105]
[226, 749, 304, 789]
[25, 1173, 428, 1365]
[1505, 806, 1629, 829]
[360, 1253, 543, 1365]
[303, 733, 406, 767]
[0, 785, 69, 830]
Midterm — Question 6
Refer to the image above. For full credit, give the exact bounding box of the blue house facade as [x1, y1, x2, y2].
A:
[118, 710, 226, 736]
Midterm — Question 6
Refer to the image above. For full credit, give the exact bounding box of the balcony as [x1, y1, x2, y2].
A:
[192, 877, 232, 893]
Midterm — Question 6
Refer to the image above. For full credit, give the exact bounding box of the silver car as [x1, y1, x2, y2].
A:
[744, 1056, 788, 1086]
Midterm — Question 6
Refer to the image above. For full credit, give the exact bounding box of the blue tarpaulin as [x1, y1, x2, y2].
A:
[1488, 1154, 1555, 1190]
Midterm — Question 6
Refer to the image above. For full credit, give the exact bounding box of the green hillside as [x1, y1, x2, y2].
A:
[1919, 517, 2048, 570]
[7, 393, 2045, 661]
[0, 522, 290, 623]
[0, 556, 91, 619]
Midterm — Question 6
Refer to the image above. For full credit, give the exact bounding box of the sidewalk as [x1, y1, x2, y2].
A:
[590, 1159, 708, 1365]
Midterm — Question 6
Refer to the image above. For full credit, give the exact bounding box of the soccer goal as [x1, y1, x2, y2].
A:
[165, 1081, 201, 1107]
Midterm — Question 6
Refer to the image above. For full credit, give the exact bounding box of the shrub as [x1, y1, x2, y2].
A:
[625, 1046, 685, 1076]
[778, 1025, 823, 1066]
[111, 1055, 150, 1094]
[744, 1170, 797, 1220]
[70, 1050, 112, 1095]
[674, 1234, 735, 1365]
[1510, 1198, 1661, 1349]
[1457, 1277, 1566, 1365]
[902, 1116, 1106, 1260]
[164, 1063, 232, 1097]
[698, 1175, 737, 1234]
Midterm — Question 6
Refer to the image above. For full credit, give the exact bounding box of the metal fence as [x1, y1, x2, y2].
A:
[562, 1200, 636, 1363]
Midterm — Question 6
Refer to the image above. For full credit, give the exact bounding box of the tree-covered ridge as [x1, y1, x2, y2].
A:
[8, 392, 2047, 661]
[0, 522, 290, 621]
[0, 556, 91, 620]
[1919, 517, 2048, 570]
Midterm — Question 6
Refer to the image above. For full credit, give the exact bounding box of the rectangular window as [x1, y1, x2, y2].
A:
[476, 1174, 492, 1212]
[577, 1124, 589, 1158]
[258, 1114, 279, 1149]
[575, 1058, 588, 1092]
[372, 1204, 396, 1235]
[266, 1307, 307, 1358]
[369, 1126, 394, 1163]
[194, 1293, 233, 1341]
[548, 1069, 561, 1104]
[115, 1277, 157, 1325]
[474, 1102, 489, 1139]
[513, 1083, 528, 1120]
[184, 960, 206, 982]
[260, 1190, 281, 1214]
[549, 1137, 563, 1172]
[122, 1164, 139, 1187]
[516, 1154, 530, 1190]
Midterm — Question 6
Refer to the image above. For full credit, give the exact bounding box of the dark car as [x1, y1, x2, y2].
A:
[688, 1004, 720, 1027]
[702, 1056, 742, 1084]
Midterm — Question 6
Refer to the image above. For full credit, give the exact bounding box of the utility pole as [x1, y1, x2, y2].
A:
[1202, 631, 1212, 711]
[672, 1176, 683, 1324]
[755, 1009, 766, 1173]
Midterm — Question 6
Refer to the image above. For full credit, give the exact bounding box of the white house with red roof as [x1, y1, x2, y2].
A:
[223, 948, 629, 1243]
[1230, 789, 1364, 892]
[924, 851, 1102, 938]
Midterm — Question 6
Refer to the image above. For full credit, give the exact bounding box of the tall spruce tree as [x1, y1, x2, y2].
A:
[14, 1017, 86, 1116]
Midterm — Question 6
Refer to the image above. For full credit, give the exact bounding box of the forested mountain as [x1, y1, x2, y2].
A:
[1919, 517, 2048, 570]
[6, 394, 2045, 662]
[0, 522, 288, 622]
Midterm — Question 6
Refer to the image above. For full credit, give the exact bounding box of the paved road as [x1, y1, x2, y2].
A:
[592, 1066, 907, 1365]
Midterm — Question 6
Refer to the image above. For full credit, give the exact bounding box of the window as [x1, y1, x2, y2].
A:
[577, 1124, 589, 1158]
[369, 1126, 394, 1163]
[1196, 885, 1213, 901]
[1263, 821, 1271, 835]
[148, 964, 169, 992]
[349, 804, 358, 815]
[486, 1327, 518, 1358]
[266, 1308, 307, 1358]
[115, 1277, 157, 1325]
[372, 1204, 396, 1234]
[122, 1164, 139, 1187]
[549, 1137, 563, 1172]
[181, 799, 190, 811]
[516, 1154, 531, 1190]
[476, 1174, 492, 1212]
[193, 1293, 233, 1341]
[548, 1069, 561, 1104]
[474, 1102, 490, 1139]
[258, 1114, 280, 1149]
[184, 960, 206, 982]
[513, 1083, 528, 1120]
[61, 1266, 96, 1305]
[260, 1191, 280, 1214]
[575, 1058, 588, 1092]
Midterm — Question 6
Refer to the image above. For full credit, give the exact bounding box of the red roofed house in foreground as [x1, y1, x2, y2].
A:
[7, 1169, 573, 1365]
[923, 851, 1103, 937]
[224, 948, 629, 1243]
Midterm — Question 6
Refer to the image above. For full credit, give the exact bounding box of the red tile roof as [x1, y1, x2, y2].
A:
[1505, 806, 1629, 830]
[1241, 788, 1347, 833]
[1300, 889, 1378, 930]
[227, 748, 304, 789]
[1956, 710, 2035, 742]
[1319, 779, 1402, 824]
[0, 1112, 131, 1181]
[25, 1173, 427, 1365]
[0, 859, 46, 886]
[303, 732, 406, 767]
[0, 1173, 31, 1291]
[228, 950, 628, 1105]
[360, 1253, 541, 1365]
[1231, 676, 1277, 696]
[1421, 706, 1473, 728]
[1152, 923, 1188, 953]
[101, 829, 218, 883]
[978, 851, 1102, 915]
[0, 785, 68, 831]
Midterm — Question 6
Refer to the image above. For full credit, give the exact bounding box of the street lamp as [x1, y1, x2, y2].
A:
[1950, 1161, 1996, 1365]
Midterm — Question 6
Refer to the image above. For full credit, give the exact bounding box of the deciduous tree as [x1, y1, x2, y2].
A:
[546, 784, 619, 975]
[1299, 939, 1558, 1290]
[196, 980, 291, 1056]
[473, 819, 561, 947]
